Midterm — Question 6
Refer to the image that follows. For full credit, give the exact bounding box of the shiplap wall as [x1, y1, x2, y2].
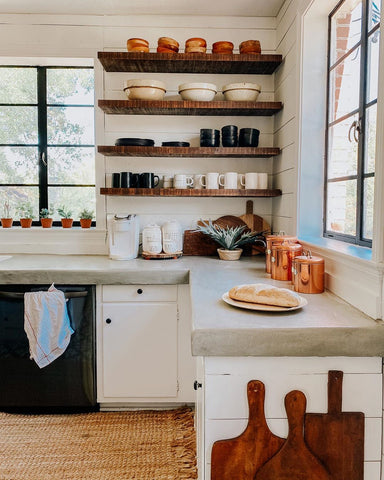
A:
[0, 13, 296, 242]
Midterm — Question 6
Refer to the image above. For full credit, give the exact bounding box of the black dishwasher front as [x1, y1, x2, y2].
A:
[0, 284, 97, 412]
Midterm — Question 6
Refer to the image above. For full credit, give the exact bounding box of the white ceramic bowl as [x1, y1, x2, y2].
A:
[178, 82, 217, 102]
[124, 79, 166, 101]
[222, 82, 261, 101]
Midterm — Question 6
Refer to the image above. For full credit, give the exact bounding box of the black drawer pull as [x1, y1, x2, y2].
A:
[105, 318, 112, 324]
[137, 288, 143, 294]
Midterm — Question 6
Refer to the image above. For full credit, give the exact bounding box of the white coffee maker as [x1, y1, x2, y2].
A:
[108, 214, 140, 260]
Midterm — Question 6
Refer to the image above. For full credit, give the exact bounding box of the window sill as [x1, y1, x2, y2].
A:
[299, 235, 373, 262]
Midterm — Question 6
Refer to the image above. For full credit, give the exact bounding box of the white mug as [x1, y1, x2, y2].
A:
[240, 172, 259, 189]
[174, 174, 194, 189]
[200, 172, 220, 189]
[219, 172, 238, 189]
[258, 172, 268, 189]
[193, 174, 204, 189]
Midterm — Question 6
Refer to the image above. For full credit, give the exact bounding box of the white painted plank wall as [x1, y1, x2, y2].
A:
[0, 13, 281, 239]
[272, 0, 299, 235]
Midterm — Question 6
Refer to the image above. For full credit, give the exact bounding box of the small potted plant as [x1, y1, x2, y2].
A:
[40, 207, 54, 228]
[1, 200, 13, 228]
[16, 201, 34, 228]
[57, 206, 73, 228]
[195, 220, 265, 260]
[79, 209, 94, 229]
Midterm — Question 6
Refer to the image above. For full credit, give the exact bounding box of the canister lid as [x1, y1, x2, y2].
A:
[271, 242, 302, 251]
[293, 255, 324, 264]
[266, 234, 297, 242]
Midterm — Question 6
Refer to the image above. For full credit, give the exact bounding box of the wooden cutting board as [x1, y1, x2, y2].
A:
[211, 380, 285, 480]
[254, 390, 331, 480]
[304, 371, 364, 480]
[239, 200, 271, 255]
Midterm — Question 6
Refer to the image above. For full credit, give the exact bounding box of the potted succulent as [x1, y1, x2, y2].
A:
[195, 219, 265, 260]
[1, 200, 13, 228]
[79, 209, 94, 229]
[16, 201, 34, 228]
[40, 207, 54, 228]
[57, 206, 73, 228]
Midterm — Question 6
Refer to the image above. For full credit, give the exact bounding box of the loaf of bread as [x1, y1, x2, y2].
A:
[228, 283, 301, 307]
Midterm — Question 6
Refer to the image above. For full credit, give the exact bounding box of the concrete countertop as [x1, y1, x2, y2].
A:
[0, 254, 383, 357]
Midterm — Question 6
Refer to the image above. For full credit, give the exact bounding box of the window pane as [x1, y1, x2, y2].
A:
[0, 147, 39, 183]
[47, 68, 94, 105]
[0, 186, 39, 218]
[365, 103, 377, 173]
[326, 180, 357, 236]
[327, 115, 358, 178]
[0, 106, 38, 144]
[369, 0, 381, 30]
[330, 0, 362, 65]
[48, 147, 95, 184]
[47, 106, 94, 145]
[49, 186, 95, 220]
[0, 67, 37, 104]
[329, 50, 361, 122]
[363, 176, 374, 239]
[367, 29, 380, 102]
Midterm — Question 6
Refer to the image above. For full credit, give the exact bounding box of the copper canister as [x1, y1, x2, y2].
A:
[265, 234, 297, 273]
[292, 254, 324, 294]
[271, 242, 303, 281]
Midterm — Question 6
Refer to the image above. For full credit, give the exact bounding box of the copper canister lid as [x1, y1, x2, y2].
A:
[272, 242, 302, 251]
[293, 255, 324, 264]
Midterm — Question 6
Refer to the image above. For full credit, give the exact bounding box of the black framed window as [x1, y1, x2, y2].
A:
[0, 65, 95, 226]
[324, 0, 380, 247]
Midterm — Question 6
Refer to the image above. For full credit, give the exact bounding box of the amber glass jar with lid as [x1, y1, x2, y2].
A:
[292, 253, 324, 294]
[265, 233, 297, 274]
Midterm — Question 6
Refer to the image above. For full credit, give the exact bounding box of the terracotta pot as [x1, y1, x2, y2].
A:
[41, 218, 53, 228]
[61, 218, 73, 228]
[20, 218, 33, 228]
[217, 248, 243, 261]
[1, 218, 13, 228]
[80, 218, 92, 229]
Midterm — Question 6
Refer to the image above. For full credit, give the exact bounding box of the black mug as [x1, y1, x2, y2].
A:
[120, 171, 132, 188]
[131, 173, 140, 188]
[139, 172, 160, 188]
[112, 172, 120, 188]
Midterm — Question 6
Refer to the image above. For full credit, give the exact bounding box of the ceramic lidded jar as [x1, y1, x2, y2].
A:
[142, 224, 162, 254]
[162, 220, 182, 254]
[292, 254, 324, 294]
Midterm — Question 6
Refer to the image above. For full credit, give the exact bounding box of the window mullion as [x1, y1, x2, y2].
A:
[37, 66, 48, 212]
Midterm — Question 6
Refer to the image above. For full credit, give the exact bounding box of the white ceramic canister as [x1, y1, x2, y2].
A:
[142, 224, 162, 254]
[162, 220, 183, 253]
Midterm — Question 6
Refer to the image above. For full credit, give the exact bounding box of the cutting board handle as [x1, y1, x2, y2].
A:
[285, 390, 306, 444]
[328, 370, 343, 414]
[246, 200, 254, 215]
[246, 380, 268, 429]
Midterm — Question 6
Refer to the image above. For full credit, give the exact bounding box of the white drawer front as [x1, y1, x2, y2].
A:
[102, 284, 177, 302]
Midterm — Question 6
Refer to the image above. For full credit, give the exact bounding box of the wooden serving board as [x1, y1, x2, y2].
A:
[304, 371, 364, 480]
[255, 390, 331, 480]
[142, 251, 182, 260]
[211, 380, 285, 480]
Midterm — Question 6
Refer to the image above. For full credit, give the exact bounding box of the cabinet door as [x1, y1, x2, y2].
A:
[102, 303, 178, 398]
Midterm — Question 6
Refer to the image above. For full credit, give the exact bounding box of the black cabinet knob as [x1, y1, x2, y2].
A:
[137, 288, 143, 294]
[105, 318, 112, 324]
[194, 380, 202, 390]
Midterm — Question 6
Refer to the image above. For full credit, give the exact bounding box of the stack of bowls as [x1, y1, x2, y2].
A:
[127, 38, 149, 52]
[239, 40, 261, 54]
[157, 37, 179, 53]
[222, 82, 261, 101]
[178, 82, 217, 101]
[212, 41, 234, 54]
[200, 129, 220, 147]
[221, 125, 238, 147]
[185, 37, 207, 53]
[124, 79, 166, 101]
[239, 128, 260, 147]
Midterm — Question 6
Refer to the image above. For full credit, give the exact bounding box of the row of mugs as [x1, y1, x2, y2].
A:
[168, 172, 268, 190]
[107, 172, 268, 189]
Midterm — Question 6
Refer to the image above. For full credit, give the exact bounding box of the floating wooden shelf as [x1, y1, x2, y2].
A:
[98, 51, 283, 74]
[100, 188, 282, 197]
[98, 146, 281, 158]
[98, 99, 283, 116]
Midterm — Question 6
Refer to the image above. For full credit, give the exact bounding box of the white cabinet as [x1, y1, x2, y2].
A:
[97, 284, 195, 405]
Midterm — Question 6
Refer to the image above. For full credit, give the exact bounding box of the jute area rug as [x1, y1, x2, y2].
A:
[0, 407, 197, 480]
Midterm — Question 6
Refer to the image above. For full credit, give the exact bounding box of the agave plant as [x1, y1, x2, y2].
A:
[195, 219, 265, 250]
